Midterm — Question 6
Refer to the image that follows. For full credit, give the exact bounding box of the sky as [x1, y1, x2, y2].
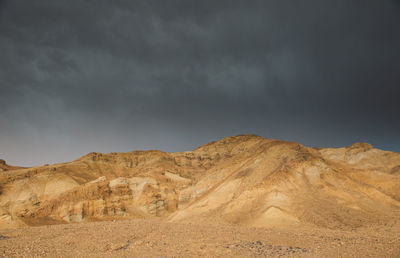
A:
[0, 0, 400, 166]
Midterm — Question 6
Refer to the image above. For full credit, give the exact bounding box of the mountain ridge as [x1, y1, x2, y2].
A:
[1, 134, 399, 230]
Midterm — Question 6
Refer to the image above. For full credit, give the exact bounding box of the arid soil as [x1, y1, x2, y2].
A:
[1, 218, 399, 257]
[0, 134, 400, 256]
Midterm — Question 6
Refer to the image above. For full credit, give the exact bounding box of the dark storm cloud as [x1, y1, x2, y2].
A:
[0, 0, 399, 166]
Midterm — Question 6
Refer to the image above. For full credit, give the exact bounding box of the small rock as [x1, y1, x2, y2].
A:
[105, 241, 129, 251]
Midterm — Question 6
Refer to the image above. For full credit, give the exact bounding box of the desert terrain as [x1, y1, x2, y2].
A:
[0, 134, 400, 257]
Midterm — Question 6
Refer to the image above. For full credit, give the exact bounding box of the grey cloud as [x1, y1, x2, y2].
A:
[0, 0, 399, 166]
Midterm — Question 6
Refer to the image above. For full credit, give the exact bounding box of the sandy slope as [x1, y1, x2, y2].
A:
[0, 135, 400, 230]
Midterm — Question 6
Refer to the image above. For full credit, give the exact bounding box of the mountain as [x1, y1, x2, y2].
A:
[1, 135, 400, 229]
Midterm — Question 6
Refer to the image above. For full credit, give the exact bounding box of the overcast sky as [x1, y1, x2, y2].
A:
[1, 0, 399, 166]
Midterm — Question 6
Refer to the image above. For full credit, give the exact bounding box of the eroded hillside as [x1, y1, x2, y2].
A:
[0, 159, 23, 172]
[1, 135, 400, 229]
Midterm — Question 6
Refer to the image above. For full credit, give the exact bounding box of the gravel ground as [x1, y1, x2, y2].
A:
[0, 219, 399, 257]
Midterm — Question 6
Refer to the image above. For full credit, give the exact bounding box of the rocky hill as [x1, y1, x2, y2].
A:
[0, 159, 23, 172]
[1, 135, 400, 229]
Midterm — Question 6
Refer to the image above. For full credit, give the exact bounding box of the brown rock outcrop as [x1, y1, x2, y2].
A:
[0, 134, 399, 230]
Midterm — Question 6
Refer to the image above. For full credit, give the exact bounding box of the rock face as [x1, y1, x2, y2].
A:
[0, 134, 400, 229]
[0, 159, 22, 172]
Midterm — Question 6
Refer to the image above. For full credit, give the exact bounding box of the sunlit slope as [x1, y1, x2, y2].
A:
[0, 135, 399, 229]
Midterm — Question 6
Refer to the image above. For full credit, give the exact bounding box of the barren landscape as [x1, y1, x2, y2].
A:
[1, 218, 400, 257]
[2, 0, 400, 256]
[0, 135, 400, 257]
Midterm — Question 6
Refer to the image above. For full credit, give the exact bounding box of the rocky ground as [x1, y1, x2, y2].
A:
[0, 218, 399, 257]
